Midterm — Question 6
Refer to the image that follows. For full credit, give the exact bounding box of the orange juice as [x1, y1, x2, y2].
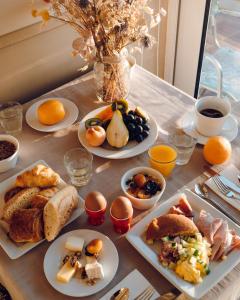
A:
[148, 144, 177, 177]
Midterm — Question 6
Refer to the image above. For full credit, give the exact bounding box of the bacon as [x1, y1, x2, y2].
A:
[178, 194, 194, 217]
[197, 210, 223, 244]
[168, 206, 185, 215]
[212, 221, 231, 261]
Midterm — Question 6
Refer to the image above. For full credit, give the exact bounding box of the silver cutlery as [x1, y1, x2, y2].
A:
[218, 175, 240, 194]
[238, 174, 240, 183]
[212, 176, 240, 200]
[134, 285, 154, 300]
[194, 183, 240, 226]
[111, 288, 130, 300]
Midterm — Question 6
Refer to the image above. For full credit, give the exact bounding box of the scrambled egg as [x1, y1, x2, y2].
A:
[175, 260, 202, 284]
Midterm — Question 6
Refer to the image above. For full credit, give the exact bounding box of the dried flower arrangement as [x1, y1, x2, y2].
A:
[32, 0, 166, 102]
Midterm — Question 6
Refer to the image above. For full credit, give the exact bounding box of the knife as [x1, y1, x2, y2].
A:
[203, 165, 240, 194]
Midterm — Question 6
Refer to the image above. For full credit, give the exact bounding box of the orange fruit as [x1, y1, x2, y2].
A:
[203, 136, 231, 165]
[37, 99, 65, 125]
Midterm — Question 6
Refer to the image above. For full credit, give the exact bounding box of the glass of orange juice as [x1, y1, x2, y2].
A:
[148, 144, 177, 177]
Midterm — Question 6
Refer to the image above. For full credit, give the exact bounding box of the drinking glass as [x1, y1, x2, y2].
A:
[0, 102, 23, 134]
[148, 144, 177, 177]
[64, 148, 93, 187]
[168, 133, 197, 165]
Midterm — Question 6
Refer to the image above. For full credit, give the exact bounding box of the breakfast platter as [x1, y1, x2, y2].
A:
[78, 101, 159, 159]
[26, 98, 79, 132]
[44, 229, 119, 297]
[0, 160, 84, 259]
[126, 189, 240, 299]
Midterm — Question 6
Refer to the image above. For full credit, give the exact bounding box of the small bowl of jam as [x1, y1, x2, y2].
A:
[0, 135, 19, 173]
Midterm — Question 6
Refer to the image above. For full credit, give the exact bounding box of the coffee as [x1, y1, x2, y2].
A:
[200, 108, 224, 118]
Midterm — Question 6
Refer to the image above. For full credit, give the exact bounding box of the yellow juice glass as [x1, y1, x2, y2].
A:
[148, 144, 177, 177]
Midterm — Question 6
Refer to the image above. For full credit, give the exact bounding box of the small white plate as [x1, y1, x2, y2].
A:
[181, 111, 238, 145]
[26, 98, 79, 132]
[44, 229, 119, 297]
[0, 160, 84, 259]
[78, 106, 158, 159]
[126, 189, 240, 299]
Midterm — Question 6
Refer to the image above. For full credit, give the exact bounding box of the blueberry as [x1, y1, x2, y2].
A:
[142, 131, 149, 138]
[142, 124, 150, 131]
[127, 122, 136, 132]
[128, 110, 135, 115]
[135, 125, 143, 134]
[135, 134, 144, 143]
[130, 182, 137, 188]
[126, 179, 132, 185]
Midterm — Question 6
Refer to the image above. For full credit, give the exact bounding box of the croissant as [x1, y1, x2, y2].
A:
[15, 164, 60, 188]
[9, 208, 44, 243]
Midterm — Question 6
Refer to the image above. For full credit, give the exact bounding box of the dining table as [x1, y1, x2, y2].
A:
[0, 65, 240, 300]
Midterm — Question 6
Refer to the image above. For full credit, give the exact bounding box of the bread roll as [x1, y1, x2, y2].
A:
[16, 164, 60, 188]
[9, 208, 44, 243]
[43, 185, 78, 241]
[30, 187, 59, 209]
[2, 187, 40, 222]
[146, 214, 198, 241]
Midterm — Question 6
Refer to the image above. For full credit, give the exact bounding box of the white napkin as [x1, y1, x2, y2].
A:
[100, 269, 159, 300]
[205, 164, 240, 211]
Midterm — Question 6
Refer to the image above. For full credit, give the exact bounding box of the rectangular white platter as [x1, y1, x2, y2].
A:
[126, 189, 240, 299]
[0, 160, 84, 259]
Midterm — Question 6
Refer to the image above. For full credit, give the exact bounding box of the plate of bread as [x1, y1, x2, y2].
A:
[0, 160, 84, 259]
[126, 189, 240, 299]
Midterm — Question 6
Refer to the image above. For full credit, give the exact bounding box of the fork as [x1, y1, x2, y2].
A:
[212, 176, 240, 200]
[134, 286, 155, 300]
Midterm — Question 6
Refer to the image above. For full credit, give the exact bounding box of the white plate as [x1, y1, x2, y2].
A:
[78, 106, 159, 159]
[126, 189, 240, 299]
[44, 229, 119, 297]
[181, 111, 238, 145]
[0, 160, 84, 259]
[26, 98, 79, 132]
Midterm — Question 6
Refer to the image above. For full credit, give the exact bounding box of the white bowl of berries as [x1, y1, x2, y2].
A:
[121, 167, 166, 210]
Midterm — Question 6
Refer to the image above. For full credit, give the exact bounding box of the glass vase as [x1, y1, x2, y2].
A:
[94, 53, 130, 103]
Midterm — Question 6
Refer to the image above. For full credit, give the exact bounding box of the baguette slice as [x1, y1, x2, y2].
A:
[2, 187, 40, 222]
[44, 185, 79, 241]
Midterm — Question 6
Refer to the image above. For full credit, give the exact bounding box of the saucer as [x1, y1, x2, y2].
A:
[181, 111, 238, 145]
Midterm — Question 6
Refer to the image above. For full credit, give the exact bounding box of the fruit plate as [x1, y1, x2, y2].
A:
[126, 189, 240, 299]
[78, 106, 159, 159]
[44, 229, 119, 297]
[0, 160, 84, 259]
[26, 98, 79, 132]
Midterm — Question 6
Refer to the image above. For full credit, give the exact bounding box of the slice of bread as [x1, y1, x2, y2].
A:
[146, 214, 199, 241]
[43, 185, 78, 241]
[2, 187, 40, 222]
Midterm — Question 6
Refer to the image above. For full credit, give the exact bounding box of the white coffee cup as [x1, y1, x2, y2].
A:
[195, 96, 231, 136]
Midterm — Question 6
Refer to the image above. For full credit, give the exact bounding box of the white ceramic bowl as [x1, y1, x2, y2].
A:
[121, 167, 166, 210]
[0, 134, 19, 173]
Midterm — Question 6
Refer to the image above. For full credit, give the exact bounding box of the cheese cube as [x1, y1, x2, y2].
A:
[65, 236, 84, 252]
[85, 261, 104, 280]
[56, 261, 77, 283]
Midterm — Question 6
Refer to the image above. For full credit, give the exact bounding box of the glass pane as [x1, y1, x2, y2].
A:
[198, 0, 240, 102]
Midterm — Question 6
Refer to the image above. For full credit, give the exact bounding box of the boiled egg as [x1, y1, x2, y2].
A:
[85, 191, 107, 211]
[111, 196, 133, 219]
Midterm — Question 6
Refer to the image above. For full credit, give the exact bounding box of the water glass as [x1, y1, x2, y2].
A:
[64, 148, 93, 187]
[0, 102, 23, 134]
[168, 133, 197, 165]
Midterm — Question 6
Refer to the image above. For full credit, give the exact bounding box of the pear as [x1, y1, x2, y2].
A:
[106, 110, 129, 148]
